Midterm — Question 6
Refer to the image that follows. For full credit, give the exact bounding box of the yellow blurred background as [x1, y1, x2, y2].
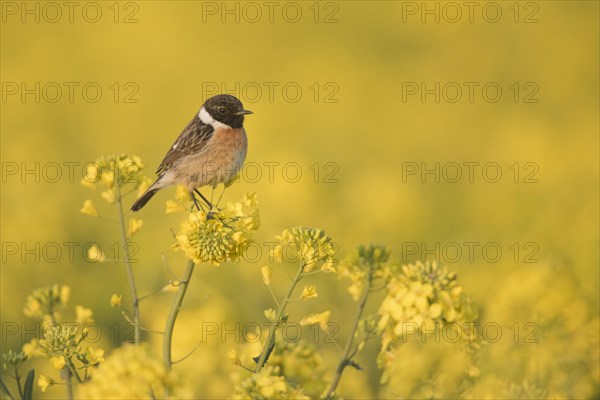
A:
[1, 1, 598, 398]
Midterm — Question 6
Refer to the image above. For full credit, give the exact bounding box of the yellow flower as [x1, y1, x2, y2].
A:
[23, 298, 42, 318]
[3, 350, 28, 370]
[80, 178, 97, 190]
[76, 344, 182, 398]
[49, 356, 65, 370]
[35, 324, 87, 357]
[80, 177, 97, 190]
[81, 164, 100, 190]
[299, 311, 331, 331]
[266, 338, 329, 398]
[101, 170, 115, 187]
[175, 185, 191, 202]
[264, 308, 277, 321]
[377, 260, 479, 371]
[85, 347, 104, 365]
[110, 294, 122, 308]
[174, 194, 259, 266]
[429, 303, 442, 319]
[320, 261, 336, 273]
[136, 176, 152, 197]
[80, 199, 98, 217]
[468, 365, 480, 378]
[131, 155, 144, 168]
[87, 244, 106, 262]
[161, 281, 180, 293]
[128, 218, 144, 237]
[165, 200, 186, 214]
[38, 375, 55, 392]
[227, 349, 241, 365]
[261, 265, 272, 286]
[301, 285, 318, 300]
[271, 227, 336, 272]
[231, 365, 309, 399]
[241, 192, 258, 207]
[22, 342, 40, 357]
[76, 305, 94, 324]
[259, 377, 288, 397]
[100, 189, 115, 204]
[339, 244, 392, 301]
[23, 285, 70, 320]
[60, 286, 71, 305]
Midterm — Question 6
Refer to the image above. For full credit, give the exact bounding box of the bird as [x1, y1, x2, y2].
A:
[131, 94, 252, 212]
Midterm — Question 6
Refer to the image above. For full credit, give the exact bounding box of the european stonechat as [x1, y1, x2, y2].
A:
[131, 94, 252, 212]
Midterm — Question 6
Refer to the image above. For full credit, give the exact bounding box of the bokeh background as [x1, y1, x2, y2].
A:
[1, 1, 598, 398]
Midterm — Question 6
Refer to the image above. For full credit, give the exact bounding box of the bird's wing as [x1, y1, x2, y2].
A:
[156, 115, 214, 175]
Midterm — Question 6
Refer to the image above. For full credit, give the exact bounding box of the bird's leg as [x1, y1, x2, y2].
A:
[193, 189, 213, 209]
[210, 186, 216, 210]
[189, 190, 204, 212]
[215, 184, 227, 208]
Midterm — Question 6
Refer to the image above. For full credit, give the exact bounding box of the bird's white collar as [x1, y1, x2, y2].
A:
[198, 107, 230, 130]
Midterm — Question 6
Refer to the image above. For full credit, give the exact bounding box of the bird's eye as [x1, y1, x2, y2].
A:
[218, 106, 226, 114]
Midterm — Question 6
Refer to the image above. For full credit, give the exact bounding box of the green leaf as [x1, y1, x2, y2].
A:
[348, 360, 363, 370]
[0, 376, 16, 400]
[23, 369, 35, 400]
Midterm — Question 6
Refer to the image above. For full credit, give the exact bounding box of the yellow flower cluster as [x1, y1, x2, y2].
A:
[38, 374, 56, 392]
[464, 264, 599, 399]
[339, 244, 392, 300]
[2, 350, 28, 370]
[32, 315, 104, 373]
[21, 285, 105, 392]
[80, 153, 151, 204]
[271, 227, 336, 272]
[35, 324, 86, 357]
[267, 339, 329, 398]
[23, 284, 70, 322]
[299, 311, 331, 331]
[230, 365, 310, 400]
[77, 344, 183, 399]
[174, 193, 260, 266]
[377, 261, 478, 370]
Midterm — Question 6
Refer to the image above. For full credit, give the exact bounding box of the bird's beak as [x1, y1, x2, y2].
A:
[237, 109, 253, 115]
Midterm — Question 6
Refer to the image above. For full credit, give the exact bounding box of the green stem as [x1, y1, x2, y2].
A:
[114, 182, 141, 344]
[13, 367, 22, 399]
[163, 260, 195, 370]
[0, 377, 15, 400]
[324, 273, 372, 398]
[64, 358, 82, 384]
[254, 264, 304, 372]
[62, 367, 74, 400]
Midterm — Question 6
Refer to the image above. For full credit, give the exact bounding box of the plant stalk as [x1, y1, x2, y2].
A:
[115, 182, 141, 344]
[163, 260, 195, 370]
[254, 264, 304, 372]
[324, 273, 372, 398]
[62, 367, 74, 400]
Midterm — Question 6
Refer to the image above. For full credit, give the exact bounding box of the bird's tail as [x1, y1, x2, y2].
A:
[131, 185, 160, 212]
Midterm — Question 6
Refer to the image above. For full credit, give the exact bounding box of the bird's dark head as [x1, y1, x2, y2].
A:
[199, 94, 252, 129]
